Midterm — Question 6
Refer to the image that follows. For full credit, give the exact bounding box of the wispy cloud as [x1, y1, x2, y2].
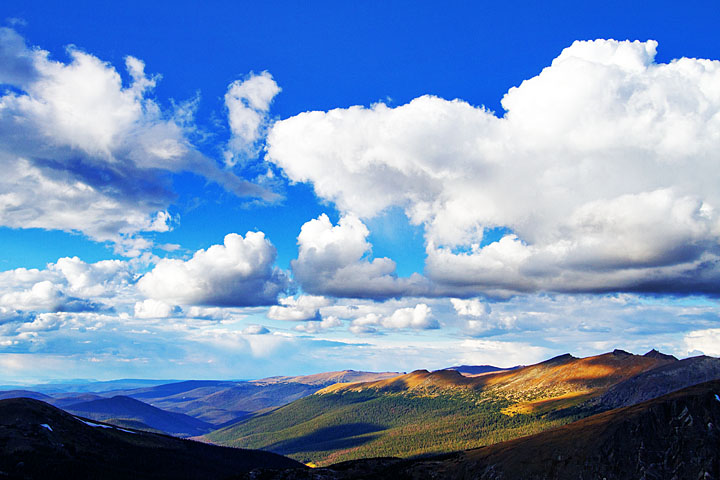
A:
[0, 29, 274, 254]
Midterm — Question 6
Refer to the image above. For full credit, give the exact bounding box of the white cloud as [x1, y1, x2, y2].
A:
[292, 213, 430, 299]
[134, 299, 175, 319]
[451, 298, 491, 317]
[455, 339, 550, 368]
[349, 303, 437, 333]
[138, 232, 289, 306]
[268, 39, 720, 295]
[267, 295, 330, 321]
[683, 328, 720, 356]
[224, 71, 281, 165]
[294, 315, 342, 333]
[0, 29, 272, 253]
[0, 257, 132, 313]
[242, 324, 271, 335]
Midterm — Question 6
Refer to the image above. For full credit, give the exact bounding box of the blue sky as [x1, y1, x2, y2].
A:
[1, 1, 720, 383]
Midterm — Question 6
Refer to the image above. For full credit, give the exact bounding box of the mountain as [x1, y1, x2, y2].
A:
[591, 354, 720, 410]
[27, 379, 176, 394]
[205, 350, 677, 465]
[63, 395, 213, 437]
[112, 371, 399, 426]
[47, 393, 105, 408]
[254, 370, 400, 386]
[239, 379, 720, 479]
[444, 365, 515, 376]
[0, 390, 52, 401]
[0, 397, 304, 479]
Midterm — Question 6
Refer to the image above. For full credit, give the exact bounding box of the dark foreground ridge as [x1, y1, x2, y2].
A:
[0, 397, 304, 480]
[239, 379, 720, 479]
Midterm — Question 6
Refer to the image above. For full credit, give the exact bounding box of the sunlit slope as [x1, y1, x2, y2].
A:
[205, 350, 674, 465]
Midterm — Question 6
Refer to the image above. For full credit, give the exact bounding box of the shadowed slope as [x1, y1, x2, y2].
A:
[0, 398, 305, 480]
[64, 395, 213, 437]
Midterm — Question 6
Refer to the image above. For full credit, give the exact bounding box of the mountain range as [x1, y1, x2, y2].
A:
[2, 350, 720, 478]
[205, 349, 720, 466]
[238, 379, 720, 479]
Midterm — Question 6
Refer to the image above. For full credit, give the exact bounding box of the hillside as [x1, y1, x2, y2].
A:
[110, 371, 399, 426]
[253, 370, 400, 386]
[240, 379, 720, 479]
[64, 395, 213, 437]
[0, 398, 304, 479]
[205, 350, 677, 465]
[590, 354, 720, 410]
[0, 390, 52, 401]
[445, 365, 514, 376]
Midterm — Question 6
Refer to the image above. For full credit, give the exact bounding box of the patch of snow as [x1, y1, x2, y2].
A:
[76, 418, 136, 434]
[40, 423, 52, 432]
[78, 418, 113, 429]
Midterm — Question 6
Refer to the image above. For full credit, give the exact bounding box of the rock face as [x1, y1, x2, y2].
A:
[594, 355, 720, 410]
[238, 379, 720, 479]
[0, 398, 304, 480]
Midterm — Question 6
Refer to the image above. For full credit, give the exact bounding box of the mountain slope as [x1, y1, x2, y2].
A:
[241, 379, 720, 479]
[445, 365, 514, 376]
[0, 398, 304, 480]
[206, 350, 676, 465]
[591, 354, 720, 410]
[0, 390, 52, 401]
[113, 371, 399, 426]
[64, 395, 213, 437]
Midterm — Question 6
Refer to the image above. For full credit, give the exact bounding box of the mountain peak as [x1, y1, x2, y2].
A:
[643, 349, 678, 361]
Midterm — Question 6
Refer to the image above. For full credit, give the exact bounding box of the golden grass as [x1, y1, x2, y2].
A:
[501, 390, 595, 416]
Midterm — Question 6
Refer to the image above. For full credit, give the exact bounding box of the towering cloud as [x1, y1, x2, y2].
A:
[268, 40, 720, 296]
[138, 232, 289, 306]
[292, 214, 429, 299]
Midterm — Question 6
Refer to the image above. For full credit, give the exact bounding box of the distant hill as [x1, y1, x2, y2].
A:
[206, 350, 679, 465]
[240, 379, 720, 479]
[27, 379, 176, 394]
[253, 370, 400, 386]
[0, 390, 52, 401]
[112, 371, 400, 426]
[64, 395, 213, 437]
[0, 397, 304, 479]
[444, 365, 515, 376]
[47, 393, 105, 408]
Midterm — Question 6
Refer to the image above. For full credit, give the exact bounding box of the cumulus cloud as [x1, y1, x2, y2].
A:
[267, 295, 330, 321]
[683, 328, 720, 356]
[224, 71, 281, 165]
[349, 303, 438, 334]
[243, 324, 271, 335]
[138, 231, 289, 306]
[268, 39, 720, 296]
[134, 299, 175, 319]
[293, 213, 430, 299]
[451, 298, 491, 317]
[294, 315, 342, 333]
[0, 257, 132, 313]
[0, 29, 272, 253]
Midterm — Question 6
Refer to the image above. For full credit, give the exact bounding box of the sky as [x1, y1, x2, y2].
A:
[1, 1, 720, 383]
